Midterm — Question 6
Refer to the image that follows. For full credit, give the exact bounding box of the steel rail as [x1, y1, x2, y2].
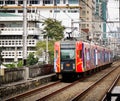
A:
[70, 65, 120, 101]
[36, 79, 82, 101]
[6, 81, 60, 101]
[36, 64, 118, 101]
[101, 74, 120, 101]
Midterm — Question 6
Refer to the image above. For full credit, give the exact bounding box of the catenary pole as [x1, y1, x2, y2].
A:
[23, 0, 27, 66]
[119, 0, 120, 28]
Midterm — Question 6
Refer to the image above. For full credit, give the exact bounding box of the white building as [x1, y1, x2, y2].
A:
[0, 12, 41, 64]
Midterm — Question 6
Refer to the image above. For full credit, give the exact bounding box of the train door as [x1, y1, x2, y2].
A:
[90, 44, 95, 68]
[84, 48, 87, 68]
[83, 42, 90, 70]
[94, 49, 96, 66]
[94, 48, 98, 66]
[95, 48, 98, 66]
[54, 42, 60, 73]
[76, 41, 83, 72]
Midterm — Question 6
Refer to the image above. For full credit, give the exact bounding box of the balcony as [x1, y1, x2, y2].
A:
[0, 39, 37, 47]
[0, 27, 41, 35]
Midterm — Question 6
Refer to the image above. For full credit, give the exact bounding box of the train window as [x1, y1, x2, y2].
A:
[79, 50, 82, 58]
[61, 48, 75, 60]
[55, 50, 58, 58]
[94, 49, 96, 65]
[87, 48, 90, 60]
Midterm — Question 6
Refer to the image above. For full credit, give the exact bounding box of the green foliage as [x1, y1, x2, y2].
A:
[42, 18, 65, 40]
[36, 40, 55, 64]
[26, 52, 38, 66]
[36, 18, 65, 64]
[4, 54, 38, 68]
[17, 60, 23, 67]
[4, 64, 15, 68]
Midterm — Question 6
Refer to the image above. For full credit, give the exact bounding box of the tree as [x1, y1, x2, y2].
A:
[36, 18, 65, 64]
[17, 60, 23, 67]
[26, 52, 38, 66]
[36, 40, 55, 63]
[42, 18, 65, 40]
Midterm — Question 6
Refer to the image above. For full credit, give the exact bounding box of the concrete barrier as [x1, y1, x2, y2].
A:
[0, 64, 53, 85]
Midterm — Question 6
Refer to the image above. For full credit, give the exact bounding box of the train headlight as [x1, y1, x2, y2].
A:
[61, 64, 63, 70]
[73, 64, 75, 69]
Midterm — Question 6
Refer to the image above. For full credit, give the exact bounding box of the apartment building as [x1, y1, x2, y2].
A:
[0, 12, 41, 64]
[80, 0, 108, 43]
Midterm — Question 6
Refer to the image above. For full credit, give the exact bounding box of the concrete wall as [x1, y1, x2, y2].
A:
[0, 64, 53, 85]
[0, 68, 24, 84]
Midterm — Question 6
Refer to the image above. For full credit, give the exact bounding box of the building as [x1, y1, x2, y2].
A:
[0, 12, 41, 64]
[108, 28, 120, 56]
[0, 0, 107, 64]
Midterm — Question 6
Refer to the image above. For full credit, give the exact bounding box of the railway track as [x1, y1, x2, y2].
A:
[102, 74, 120, 101]
[70, 65, 120, 101]
[5, 81, 61, 101]
[5, 61, 120, 101]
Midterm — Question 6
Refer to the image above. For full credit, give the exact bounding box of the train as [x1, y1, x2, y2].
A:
[54, 36, 113, 79]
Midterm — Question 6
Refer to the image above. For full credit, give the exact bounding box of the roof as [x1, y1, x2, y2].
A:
[81, 28, 89, 34]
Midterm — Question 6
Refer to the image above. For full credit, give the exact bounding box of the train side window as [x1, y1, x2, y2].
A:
[87, 48, 90, 60]
[56, 50, 58, 58]
[79, 50, 82, 58]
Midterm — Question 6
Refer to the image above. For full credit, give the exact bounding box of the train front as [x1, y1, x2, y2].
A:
[54, 40, 83, 79]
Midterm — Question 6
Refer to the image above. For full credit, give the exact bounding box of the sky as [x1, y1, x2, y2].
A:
[107, 0, 119, 31]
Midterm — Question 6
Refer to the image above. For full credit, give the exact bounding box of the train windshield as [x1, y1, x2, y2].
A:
[61, 48, 75, 60]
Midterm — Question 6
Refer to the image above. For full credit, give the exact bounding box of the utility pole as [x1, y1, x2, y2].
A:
[23, 0, 27, 66]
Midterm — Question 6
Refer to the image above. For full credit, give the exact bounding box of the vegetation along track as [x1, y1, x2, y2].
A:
[6, 61, 120, 101]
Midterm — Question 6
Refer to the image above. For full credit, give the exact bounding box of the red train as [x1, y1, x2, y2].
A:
[54, 37, 113, 79]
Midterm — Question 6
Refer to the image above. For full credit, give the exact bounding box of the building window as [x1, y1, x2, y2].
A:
[63, 0, 66, 4]
[68, 9, 79, 13]
[63, 10, 66, 13]
[82, 10, 86, 16]
[43, 0, 53, 4]
[54, 10, 60, 13]
[68, 0, 78, 4]
[18, 0, 23, 4]
[0, 1, 3, 4]
[30, 0, 39, 4]
[82, 24, 86, 28]
[56, 0, 60, 4]
[5, 0, 15, 5]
